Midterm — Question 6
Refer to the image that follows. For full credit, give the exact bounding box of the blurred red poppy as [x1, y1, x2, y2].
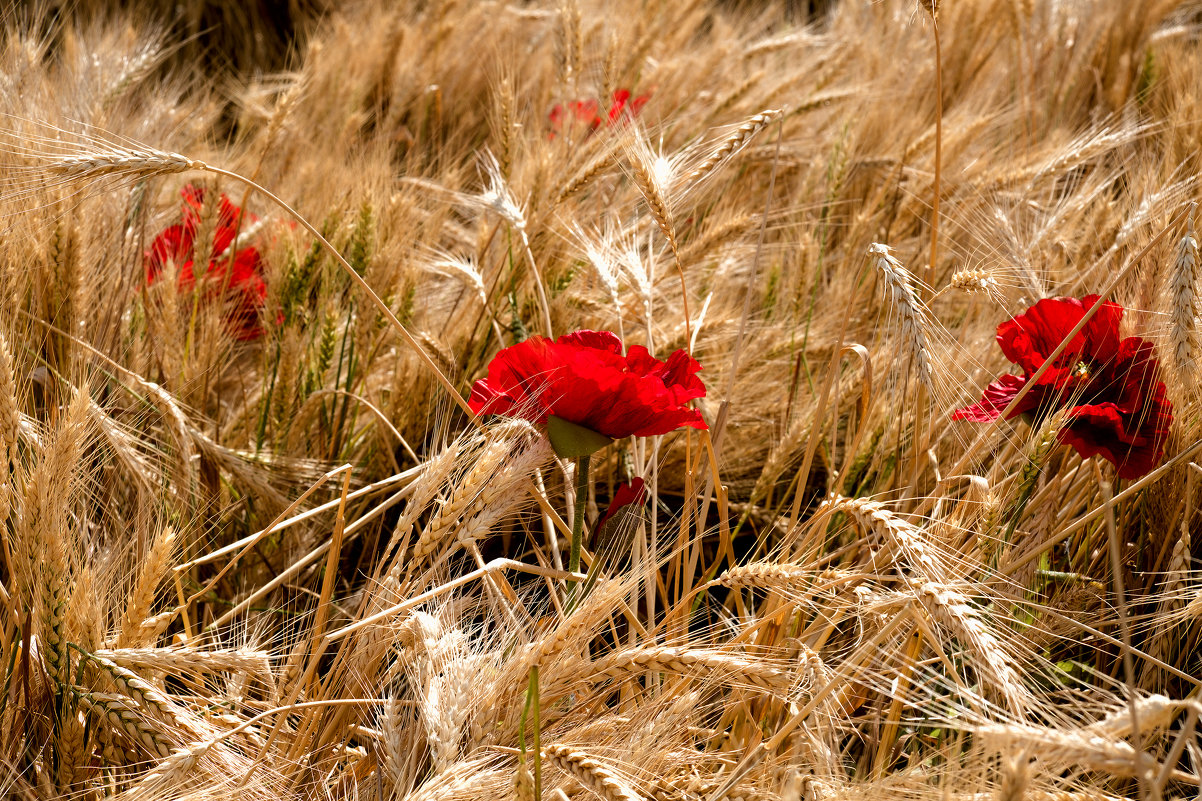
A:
[605, 89, 650, 124]
[953, 295, 1172, 479]
[549, 98, 601, 136]
[144, 185, 271, 341]
[468, 330, 706, 440]
[549, 89, 650, 138]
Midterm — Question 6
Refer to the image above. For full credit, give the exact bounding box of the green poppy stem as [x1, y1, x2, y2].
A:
[520, 664, 542, 801]
[568, 455, 591, 579]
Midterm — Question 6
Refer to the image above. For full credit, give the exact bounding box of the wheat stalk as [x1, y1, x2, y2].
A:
[587, 645, 794, 695]
[413, 437, 513, 565]
[74, 689, 174, 759]
[686, 109, 781, 186]
[869, 243, 935, 391]
[542, 744, 643, 801]
[119, 527, 177, 647]
[96, 646, 272, 683]
[46, 145, 201, 180]
[1169, 215, 1200, 387]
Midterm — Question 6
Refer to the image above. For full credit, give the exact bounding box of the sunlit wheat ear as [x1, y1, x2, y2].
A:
[586, 645, 794, 696]
[384, 443, 460, 579]
[829, 496, 1032, 715]
[932, 265, 1006, 305]
[475, 150, 527, 230]
[0, 331, 17, 529]
[47, 146, 200, 179]
[908, 579, 1032, 716]
[713, 562, 817, 593]
[75, 690, 174, 759]
[679, 214, 756, 265]
[950, 267, 997, 294]
[628, 140, 681, 262]
[56, 706, 90, 789]
[685, 108, 782, 187]
[124, 736, 225, 800]
[513, 758, 536, 801]
[570, 223, 625, 318]
[996, 751, 1032, 801]
[86, 652, 198, 733]
[96, 647, 272, 687]
[1168, 213, 1200, 388]
[542, 744, 641, 801]
[426, 252, 488, 306]
[21, 389, 90, 687]
[558, 151, 616, 203]
[420, 647, 473, 770]
[456, 435, 552, 551]
[118, 526, 177, 647]
[975, 721, 1164, 782]
[412, 424, 544, 565]
[869, 243, 935, 392]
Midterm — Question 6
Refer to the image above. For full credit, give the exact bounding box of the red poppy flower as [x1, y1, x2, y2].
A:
[549, 99, 601, 137]
[468, 330, 706, 439]
[606, 89, 650, 124]
[953, 295, 1172, 479]
[549, 89, 649, 138]
[144, 185, 272, 341]
[596, 477, 647, 533]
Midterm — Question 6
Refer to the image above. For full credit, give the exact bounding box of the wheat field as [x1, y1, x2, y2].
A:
[0, 0, 1200, 799]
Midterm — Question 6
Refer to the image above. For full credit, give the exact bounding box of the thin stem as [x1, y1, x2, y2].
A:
[927, 13, 943, 293]
[1101, 478, 1145, 799]
[569, 455, 591, 577]
[517, 227, 554, 338]
[530, 664, 542, 801]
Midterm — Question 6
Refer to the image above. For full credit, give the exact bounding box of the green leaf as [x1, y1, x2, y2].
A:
[547, 415, 612, 459]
